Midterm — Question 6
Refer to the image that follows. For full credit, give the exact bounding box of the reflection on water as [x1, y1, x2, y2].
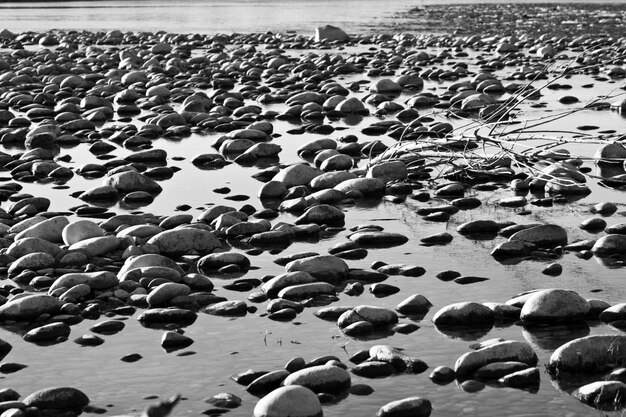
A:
[522, 322, 591, 351]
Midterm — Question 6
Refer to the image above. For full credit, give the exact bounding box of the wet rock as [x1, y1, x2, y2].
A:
[278, 282, 336, 301]
[90, 320, 125, 335]
[429, 366, 456, 385]
[509, 224, 568, 248]
[542, 263, 562, 276]
[370, 283, 400, 296]
[594, 142, 626, 164]
[296, 205, 344, 226]
[253, 385, 322, 417]
[262, 272, 318, 298]
[23, 386, 89, 410]
[343, 320, 374, 336]
[377, 397, 432, 417]
[349, 231, 408, 248]
[9, 252, 54, 279]
[338, 305, 398, 328]
[147, 228, 220, 256]
[315, 25, 349, 42]
[285, 255, 349, 283]
[396, 294, 433, 315]
[69, 235, 120, 257]
[600, 303, 626, 323]
[314, 306, 353, 321]
[498, 367, 540, 391]
[591, 202, 618, 216]
[6, 237, 62, 259]
[197, 253, 250, 274]
[352, 361, 395, 378]
[310, 171, 357, 190]
[369, 345, 428, 373]
[137, 308, 197, 327]
[203, 300, 247, 316]
[0, 294, 62, 321]
[14, 216, 69, 243]
[520, 289, 590, 323]
[23, 322, 70, 343]
[367, 160, 408, 183]
[548, 335, 626, 373]
[591, 234, 626, 255]
[432, 302, 495, 325]
[205, 392, 242, 409]
[455, 340, 538, 378]
[161, 331, 194, 350]
[420, 232, 453, 245]
[334, 178, 385, 195]
[370, 79, 402, 94]
[147, 283, 191, 306]
[574, 381, 626, 411]
[49, 271, 118, 293]
[62, 220, 104, 245]
[473, 361, 529, 380]
[580, 217, 607, 232]
[283, 364, 351, 393]
[103, 169, 162, 194]
[273, 165, 323, 188]
[491, 240, 536, 258]
[456, 220, 500, 235]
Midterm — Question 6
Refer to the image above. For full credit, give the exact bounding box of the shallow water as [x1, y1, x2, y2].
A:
[0, 2, 626, 417]
[2, 0, 626, 35]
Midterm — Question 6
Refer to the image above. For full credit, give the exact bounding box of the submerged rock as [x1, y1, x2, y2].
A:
[377, 397, 432, 417]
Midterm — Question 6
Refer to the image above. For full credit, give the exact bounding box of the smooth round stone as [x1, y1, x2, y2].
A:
[429, 366, 456, 385]
[580, 217, 607, 232]
[282, 364, 351, 393]
[377, 396, 432, 417]
[62, 220, 104, 246]
[520, 289, 589, 323]
[253, 386, 322, 417]
[23, 386, 89, 410]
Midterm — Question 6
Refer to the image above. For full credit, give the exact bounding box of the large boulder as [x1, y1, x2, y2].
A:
[520, 289, 590, 323]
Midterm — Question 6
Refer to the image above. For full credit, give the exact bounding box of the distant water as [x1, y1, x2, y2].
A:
[1, 0, 625, 35]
